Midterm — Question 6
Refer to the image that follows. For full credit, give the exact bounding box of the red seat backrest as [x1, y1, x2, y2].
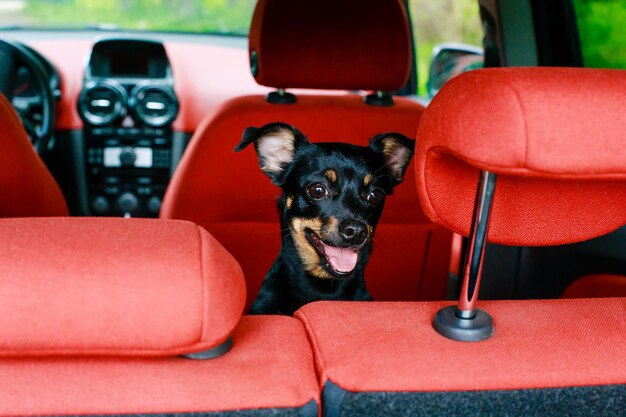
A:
[163, 95, 451, 309]
[0, 94, 67, 217]
[162, 0, 451, 309]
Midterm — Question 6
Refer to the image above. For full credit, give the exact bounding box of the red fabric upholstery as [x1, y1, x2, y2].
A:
[0, 218, 245, 357]
[0, 316, 319, 415]
[416, 67, 626, 246]
[0, 94, 68, 217]
[162, 95, 451, 309]
[249, 0, 411, 91]
[295, 299, 626, 392]
[562, 274, 626, 299]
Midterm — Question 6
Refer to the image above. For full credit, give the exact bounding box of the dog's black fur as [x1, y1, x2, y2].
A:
[235, 122, 415, 315]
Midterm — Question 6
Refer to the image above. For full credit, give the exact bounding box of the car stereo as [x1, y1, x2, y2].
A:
[78, 39, 178, 217]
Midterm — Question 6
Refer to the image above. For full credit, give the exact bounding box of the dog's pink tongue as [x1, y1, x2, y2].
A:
[322, 242, 358, 273]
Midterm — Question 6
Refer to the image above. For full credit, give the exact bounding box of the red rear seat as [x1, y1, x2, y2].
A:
[562, 274, 626, 298]
[294, 67, 626, 415]
[0, 218, 319, 416]
[161, 0, 451, 309]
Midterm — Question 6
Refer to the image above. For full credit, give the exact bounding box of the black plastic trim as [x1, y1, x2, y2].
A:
[78, 80, 127, 126]
[249, 50, 259, 77]
[40, 399, 318, 417]
[323, 382, 626, 417]
[180, 337, 233, 360]
[363, 92, 394, 107]
[433, 306, 494, 342]
[266, 90, 297, 104]
[129, 83, 179, 127]
[530, 0, 583, 67]
[323, 381, 349, 417]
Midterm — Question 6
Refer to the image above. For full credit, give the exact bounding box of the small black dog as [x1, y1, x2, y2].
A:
[235, 122, 414, 315]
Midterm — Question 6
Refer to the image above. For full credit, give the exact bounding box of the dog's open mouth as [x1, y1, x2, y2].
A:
[305, 229, 359, 275]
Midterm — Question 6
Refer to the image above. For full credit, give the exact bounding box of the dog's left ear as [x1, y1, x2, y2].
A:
[235, 122, 309, 186]
[369, 133, 415, 186]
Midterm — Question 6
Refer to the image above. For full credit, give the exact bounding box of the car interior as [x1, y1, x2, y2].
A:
[0, 0, 624, 416]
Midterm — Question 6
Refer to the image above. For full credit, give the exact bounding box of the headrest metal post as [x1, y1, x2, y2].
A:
[458, 170, 497, 314]
[364, 90, 394, 107]
[432, 170, 496, 342]
[266, 88, 297, 104]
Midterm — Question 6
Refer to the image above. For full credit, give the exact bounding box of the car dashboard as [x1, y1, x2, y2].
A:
[5, 30, 270, 217]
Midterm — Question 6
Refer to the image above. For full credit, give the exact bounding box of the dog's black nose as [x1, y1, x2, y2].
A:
[340, 221, 367, 246]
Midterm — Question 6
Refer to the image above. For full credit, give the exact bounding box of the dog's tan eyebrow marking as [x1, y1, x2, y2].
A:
[285, 196, 294, 210]
[324, 169, 337, 182]
[364, 173, 373, 186]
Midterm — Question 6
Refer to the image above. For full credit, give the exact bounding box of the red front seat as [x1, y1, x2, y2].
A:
[295, 67, 626, 415]
[0, 218, 320, 416]
[162, 0, 451, 309]
[0, 94, 67, 216]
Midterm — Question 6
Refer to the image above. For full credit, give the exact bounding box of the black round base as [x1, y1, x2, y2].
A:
[433, 306, 494, 342]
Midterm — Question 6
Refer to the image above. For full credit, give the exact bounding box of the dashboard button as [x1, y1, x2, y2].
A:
[119, 147, 136, 167]
[147, 196, 162, 215]
[116, 192, 139, 213]
[91, 196, 110, 215]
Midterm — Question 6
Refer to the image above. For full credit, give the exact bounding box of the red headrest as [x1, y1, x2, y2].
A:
[0, 218, 245, 357]
[248, 0, 411, 91]
[416, 67, 626, 246]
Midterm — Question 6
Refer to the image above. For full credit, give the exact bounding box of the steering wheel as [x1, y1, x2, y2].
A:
[0, 38, 56, 154]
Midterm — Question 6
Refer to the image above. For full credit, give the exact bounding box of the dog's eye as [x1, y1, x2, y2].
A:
[307, 183, 328, 200]
[366, 189, 385, 205]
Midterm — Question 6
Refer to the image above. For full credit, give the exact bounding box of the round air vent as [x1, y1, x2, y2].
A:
[129, 84, 179, 127]
[78, 81, 127, 126]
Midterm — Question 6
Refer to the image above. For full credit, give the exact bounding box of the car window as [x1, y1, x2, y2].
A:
[573, 0, 626, 69]
[0, 0, 255, 36]
[408, 0, 482, 96]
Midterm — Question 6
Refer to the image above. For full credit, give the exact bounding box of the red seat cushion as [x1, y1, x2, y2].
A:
[0, 94, 67, 217]
[0, 217, 245, 357]
[416, 67, 626, 246]
[295, 299, 626, 391]
[562, 274, 626, 299]
[0, 316, 319, 416]
[162, 95, 451, 309]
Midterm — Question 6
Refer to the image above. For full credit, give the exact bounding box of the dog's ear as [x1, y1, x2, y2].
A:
[235, 122, 309, 185]
[369, 133, 415, 186]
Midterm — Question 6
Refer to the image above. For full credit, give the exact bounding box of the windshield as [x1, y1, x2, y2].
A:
[0, 0, 255, 36]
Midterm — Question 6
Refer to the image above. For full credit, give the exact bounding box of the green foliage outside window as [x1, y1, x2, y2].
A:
[11, 1, 622, 94]
[574, 0, 626, 69]
[21, 0, 256, 35]
[4, 0, 484, 96]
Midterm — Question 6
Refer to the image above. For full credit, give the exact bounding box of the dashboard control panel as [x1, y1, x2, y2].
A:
[78, 39, 178, 217]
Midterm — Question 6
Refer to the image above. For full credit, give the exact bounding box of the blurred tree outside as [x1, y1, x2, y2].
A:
[21, 0, 256, 34]
[574, 0, 626, 69]
[408, 0, 482, 96]
[7, 1, 624, 94]
[13, 0, 484, 96]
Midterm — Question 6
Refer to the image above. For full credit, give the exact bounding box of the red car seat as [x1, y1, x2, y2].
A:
[0, 93, 67, 216]
[294, 67, 626, 415]
[562, 273, 626, 298]
[0, 218, 319, 416]
[162, 0, 451, 309]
